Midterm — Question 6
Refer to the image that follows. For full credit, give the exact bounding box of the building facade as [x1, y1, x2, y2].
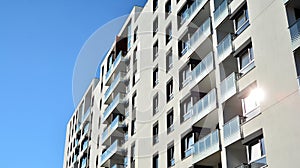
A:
[63, 0, 300, 168]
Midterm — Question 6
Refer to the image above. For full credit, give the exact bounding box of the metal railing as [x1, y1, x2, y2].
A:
[220, 72, 238, 102]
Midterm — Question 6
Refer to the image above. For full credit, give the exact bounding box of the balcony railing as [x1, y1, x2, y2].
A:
[100, 140, 122, 166]
[289, 19, 300, 50]
[81, 158, 87, 168]
[214, 0, 229, 27]
[82, 107, 90, 122]
[101, 116, 123, 144]
[188, 18, 211, 48]
[191, 52, 214, 85]
[217, 34, 233, 62]
[83, 123, 89, 135]
[82, 140, 88, 151]
[223, 116, 242, 147]
[180, 0, 208, 25]
[180, 19, 211, 57]
[104, 72, 127, 102]
[112, 164, 125, 168]
[102, 93, 126, 124]
[220, 72, 238, 103]
[105, 51, 123, 81]
[192, 89, 217, 124]
[192, 130, 220, 163]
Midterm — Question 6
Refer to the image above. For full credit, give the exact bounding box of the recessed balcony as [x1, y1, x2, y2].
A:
[213, 0, 230, 27]
[192, 130, 220, 163]
[192, 88, 217, 124]
[220, 72, 239, 103]
[102, 93, 127, 124]
[105, 51, 128, 85]
[101, 115, 125, 146]
[289, 19, 300, 51]
[179, 0, 209, 26]
[223, 116, 243, 147]
[190, 52, 214, 88]
[217, 34, 233, 62]
[100, 140, 124, 167]
[104, 72, 128, 104]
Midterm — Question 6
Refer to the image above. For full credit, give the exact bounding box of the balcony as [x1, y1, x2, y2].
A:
[180, 19, 211, 57]
[101, 116, 125, 146]
[100, 140, 124, 167]
[112, 164, 124, 168]
[102, 93, 127, 124]
[105, 51, 127, 85]
[220, 72, 238, 103]
[188, 18, 211, 49]
[191, 52, 214, 87]
[83, 123, 90, 135]
[104, 72, 128, 104]
[192, 130, 220, 163]
[217, 34, 233, 62]
[180, 0, 209, 25]
[82, 107, 90, 122]
[192, 89, 217, 124]
[213, 0, 229, 27]
[81, 158, 87, 168]
[223, 116, 243, 147]
[289, 19, 300, 51]
[82, 140, 88, 152]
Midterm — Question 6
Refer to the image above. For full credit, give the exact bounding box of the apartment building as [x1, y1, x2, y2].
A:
[63, 0, 300, 168]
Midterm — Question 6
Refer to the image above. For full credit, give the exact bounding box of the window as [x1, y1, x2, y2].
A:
[134, 27, 138, 42]
[153, 154, 159, 168]
[131, 119, 136, 135]
[167, 110, 174, 133]
[131, 143, 136, 167]
[247, 137, 267, 166]
[133, 47, 138, 63]
[153, 18, 158, 36]
[153, 66, 159, 87]
[166, 23, 172, 44]
[167, 145, 175, 167]
[153, 41, 158, 60]
[165, 0, 171, 17]
[99, 99, 102, 110]
[234, 6, 249, 35]
[242, 87, 262, 120]
[179, 65, 191, 89]
[91, 96, 94, 107]
[166, 49, 173, 72]
[132, 92, 137, 110]
[153, 93, 159, 115]
[166, 79, 173, 102]
[153, 0, 158, 12]
[133, 69, 137, 86]
[153, 122, 159, 145]
[180, 97, 193, 122]
[238, 45, 254, 75]
[181, 133, 194, 159]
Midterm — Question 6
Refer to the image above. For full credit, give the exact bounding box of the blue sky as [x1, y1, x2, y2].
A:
[0, 0, 146, 167]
